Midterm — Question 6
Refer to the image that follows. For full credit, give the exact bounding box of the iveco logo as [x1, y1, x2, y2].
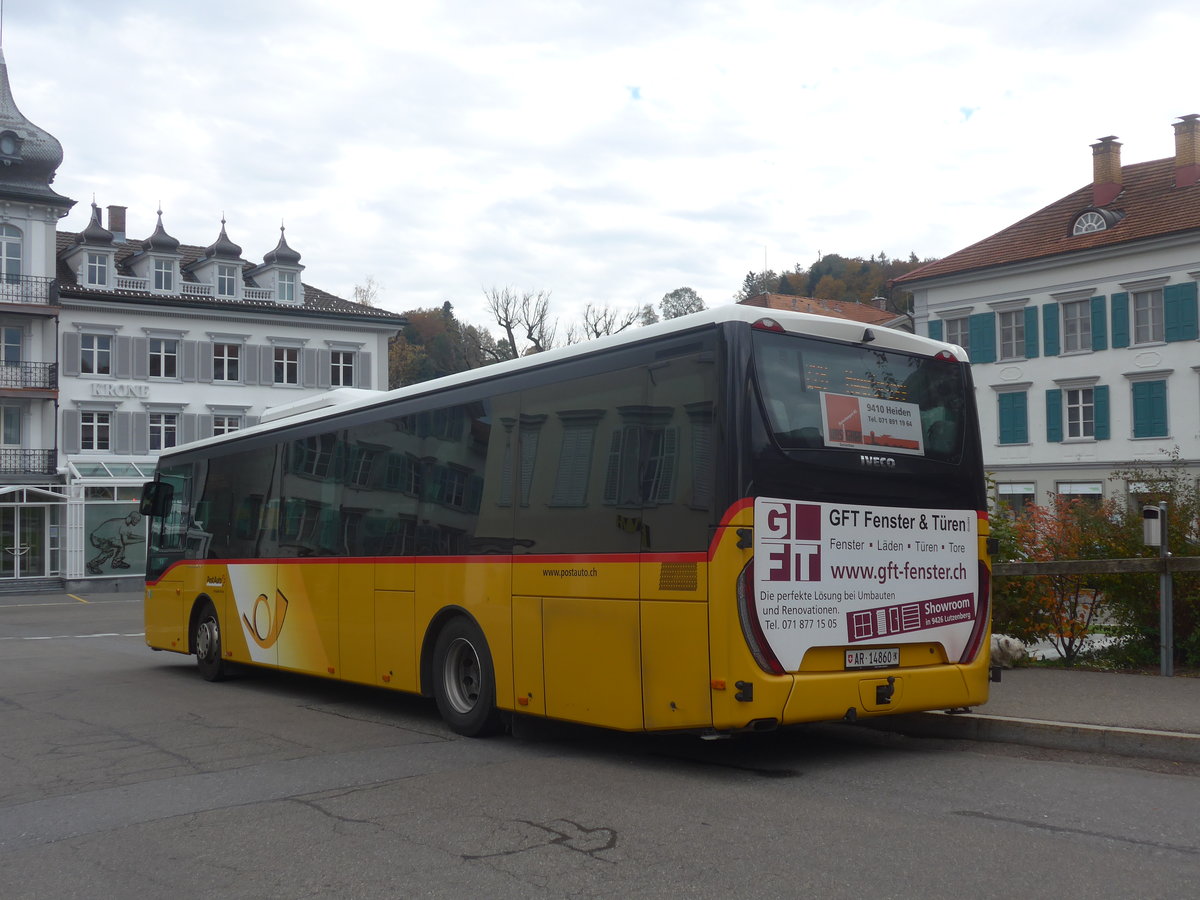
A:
[860, 454, 896, 468]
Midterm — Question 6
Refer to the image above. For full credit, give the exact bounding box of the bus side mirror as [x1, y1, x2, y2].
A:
[139, 481, 173, 517]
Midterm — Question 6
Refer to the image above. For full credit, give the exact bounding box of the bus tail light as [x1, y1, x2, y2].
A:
[752, 317, 785, 333]
[736, 559, 785, 675]
[958, 559, 991, 664]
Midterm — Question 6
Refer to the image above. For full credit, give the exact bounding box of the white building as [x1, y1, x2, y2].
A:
[0, 50, 403, 590]
[896, 116, 1200, 511]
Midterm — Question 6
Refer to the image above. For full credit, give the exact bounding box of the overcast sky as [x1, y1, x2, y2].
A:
[8, 0, 1200, 328]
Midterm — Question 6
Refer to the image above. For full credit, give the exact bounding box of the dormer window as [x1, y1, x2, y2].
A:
[153, 258, 175, 292]
[1071, 207, 1123, 236]
[278, 270, 297, 303]
[86, 252, 109, 287]
[217, 264, 238, 298]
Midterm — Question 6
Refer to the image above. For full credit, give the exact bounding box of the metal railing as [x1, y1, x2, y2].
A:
[0, 275, 57, 306]
[0, 361, 57, 390]
[0, 448, 57, 475]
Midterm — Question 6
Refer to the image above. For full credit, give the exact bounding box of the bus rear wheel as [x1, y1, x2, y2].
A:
[193, 600, 227, 682]
[432, 617, 502, 737]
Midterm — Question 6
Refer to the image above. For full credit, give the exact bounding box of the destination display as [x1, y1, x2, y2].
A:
[753, 497, 978, 671]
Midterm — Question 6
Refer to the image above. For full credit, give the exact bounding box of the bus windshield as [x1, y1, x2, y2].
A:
[752, 330, 967, 463]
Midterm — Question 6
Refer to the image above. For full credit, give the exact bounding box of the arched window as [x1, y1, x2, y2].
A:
[0, 224, 21, 283]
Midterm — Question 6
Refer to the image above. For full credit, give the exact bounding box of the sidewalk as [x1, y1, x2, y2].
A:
[863, 667, 1200, 763]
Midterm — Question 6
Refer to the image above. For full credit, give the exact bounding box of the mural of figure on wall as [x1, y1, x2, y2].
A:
[87, 511, 144, 575]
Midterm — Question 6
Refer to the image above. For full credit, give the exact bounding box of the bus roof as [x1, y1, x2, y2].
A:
[153, 303, 963, 462]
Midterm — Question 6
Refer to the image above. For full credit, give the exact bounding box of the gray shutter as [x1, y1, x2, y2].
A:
[62, 409, 81, 453]
[118, 336, 136, 379]
[303, 348, 319, 388]
[182, 341, 198, 382]
[198, 342, 213, 382]
[181, 414, 198, 444]
[242, 345, 259, 385]
[359, 352, 371, 388]
[317, 349, 332, 389]
[128, 336, 146, 380]
[115, 412, 134, 453]
[131, 413, 149, 454]
[261, 347, 275, 385]
[245, 415, 260, 428]
[199, 414, 214, 438]
[62, 332, 81, 377]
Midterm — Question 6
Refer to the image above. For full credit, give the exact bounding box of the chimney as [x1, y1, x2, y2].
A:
[1091, 136, 1122, 206]
[107, 205, 127, 243]
[1174, 114, 1200, 188]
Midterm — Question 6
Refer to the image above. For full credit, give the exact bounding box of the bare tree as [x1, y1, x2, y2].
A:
[566, 302, 639, 344]
[484, 287, 557, 357]
[353, 276, 381, 307]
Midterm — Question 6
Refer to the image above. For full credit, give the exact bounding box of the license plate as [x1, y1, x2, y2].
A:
[845, 647, 900, 669]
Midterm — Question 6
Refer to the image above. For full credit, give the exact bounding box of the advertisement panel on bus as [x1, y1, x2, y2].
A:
[753, 497, 978, 671]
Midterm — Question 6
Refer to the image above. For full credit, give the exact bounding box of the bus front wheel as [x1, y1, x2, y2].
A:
[432, 617, 503, 737]
[193, 600, 227, 682]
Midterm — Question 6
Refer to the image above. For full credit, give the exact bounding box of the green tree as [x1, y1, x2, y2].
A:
[659, 287, 705, 319]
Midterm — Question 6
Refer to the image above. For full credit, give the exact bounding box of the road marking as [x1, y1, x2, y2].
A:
[0, 632, 145, 641]
[0, 599, 141, 609]
[69, 593, 90, 604]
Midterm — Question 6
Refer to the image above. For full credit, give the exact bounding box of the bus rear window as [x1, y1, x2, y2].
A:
[752, 331, 967, 462]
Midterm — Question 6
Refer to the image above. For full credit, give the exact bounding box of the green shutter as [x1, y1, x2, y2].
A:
[1164, 282, 1198, 342]
[1045, 389, 1062, 443]
[1090, 296, 1107, 351]
[1042, 304, 1060, 356]
[927, 319, 943, 341]
[1110, 292, 1129, 348]
[1094, 385, 1109, 440]
[998, 392, 1027, 444]
[1024, 306, 1039, 358]
[1132, 381, 1168, 438]
[968, 312, 996, 363]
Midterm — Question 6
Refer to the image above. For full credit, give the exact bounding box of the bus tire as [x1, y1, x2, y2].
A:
[432, 617, 502, 737]
[193, 599, 227, 682]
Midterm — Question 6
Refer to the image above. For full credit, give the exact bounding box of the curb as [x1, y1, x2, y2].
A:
[855, 710, 1200, 764]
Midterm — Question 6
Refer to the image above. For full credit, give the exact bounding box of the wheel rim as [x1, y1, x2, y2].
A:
[441, 636, 481, 715]
[196, 615, 219, 663]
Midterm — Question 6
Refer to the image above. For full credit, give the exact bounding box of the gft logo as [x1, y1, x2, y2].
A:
[242, 590, 289, 649]
[758, 500, 822, 582]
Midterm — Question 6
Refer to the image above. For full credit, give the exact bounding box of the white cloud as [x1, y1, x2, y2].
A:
[8, 0, 1200, 327]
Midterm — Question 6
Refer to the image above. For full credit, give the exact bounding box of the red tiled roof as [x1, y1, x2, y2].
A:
[894, 156, 1200, 285]
[739, 293, 904, 326]
[54, 230, 404, 321]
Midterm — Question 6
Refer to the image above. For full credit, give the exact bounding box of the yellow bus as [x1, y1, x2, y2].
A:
[140, 306, 993, 736]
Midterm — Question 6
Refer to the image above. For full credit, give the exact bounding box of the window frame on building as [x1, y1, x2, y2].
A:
[153, 258, 175, 293]
[274, 346, 300, 385]
[213, 342, 241, 382]
[80, 333, 113, 376]
[211, 414, 242, 435]
[330, 350, 355, 387]
[216, 263, 239, 298]
[80, 410, 112, 451]
[1064, 385, 1095, 439]
[997, 309, 1026, 360]
[148, 338, 179, 379]
[1132, 288, 1165, 345]
[1061, 299, 1093, 353]
[944, 316, 969, 352]
[85, 252, 110, 287]
[278, 270, 297, 303]
[0, 223, 21, 283]
[148, 412, 179, 451]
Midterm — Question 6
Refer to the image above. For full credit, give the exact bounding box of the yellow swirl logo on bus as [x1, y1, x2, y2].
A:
[242, 589, 289, 648]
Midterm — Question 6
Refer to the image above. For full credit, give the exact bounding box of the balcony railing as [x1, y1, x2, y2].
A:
[0, 448, 57, 475]
[0, 275, 57, 306]
[0, 362, 57, 390]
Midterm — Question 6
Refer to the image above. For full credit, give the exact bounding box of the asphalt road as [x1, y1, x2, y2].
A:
[2, 592, 1199, 899]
